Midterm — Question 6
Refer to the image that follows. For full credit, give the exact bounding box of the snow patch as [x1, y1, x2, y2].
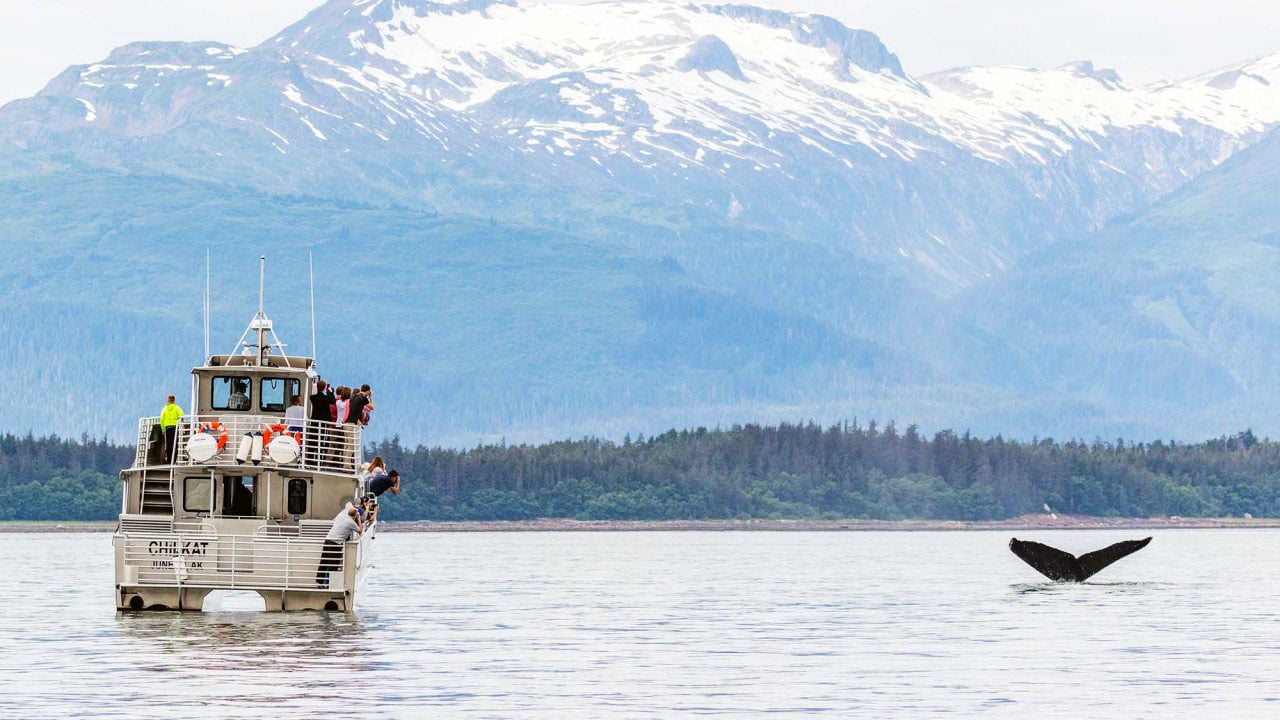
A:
[75, 98, 96, 122]
[299, 116, 328, 140]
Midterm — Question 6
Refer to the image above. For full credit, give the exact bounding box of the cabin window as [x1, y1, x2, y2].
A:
[261, 377, 302, 414]
[221, 475, 257, 517]
[287, 478, 309, 516]
[184, 476, 212, 513]
[211, 376, 253, 411]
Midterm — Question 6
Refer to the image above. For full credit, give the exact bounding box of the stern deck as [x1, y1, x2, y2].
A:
[114, 517, 376, 611]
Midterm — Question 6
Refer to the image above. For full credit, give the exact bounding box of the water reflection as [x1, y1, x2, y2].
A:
[1012, 581, 1166, 595]
[114, 608, 381, 679]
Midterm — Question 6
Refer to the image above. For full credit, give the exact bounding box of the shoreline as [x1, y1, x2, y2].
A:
[4, 515, 1280, 533]
[385, 515, 1280, 532]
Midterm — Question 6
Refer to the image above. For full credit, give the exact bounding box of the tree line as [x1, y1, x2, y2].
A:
[4, 423, 1280, 521]
[0, 433, 134, 520]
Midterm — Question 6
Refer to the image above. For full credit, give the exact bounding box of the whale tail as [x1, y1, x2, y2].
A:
[1009, 537, 1151, 582]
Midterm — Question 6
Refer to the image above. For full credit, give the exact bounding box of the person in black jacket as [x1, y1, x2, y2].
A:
[309, 380, 334, 422]
[346, 385, 372, 425]
[367, 470, 400, 497]
[307, 380, 336, 465]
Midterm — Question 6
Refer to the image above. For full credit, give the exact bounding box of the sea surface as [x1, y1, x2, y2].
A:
[3, 530, 1279, 718]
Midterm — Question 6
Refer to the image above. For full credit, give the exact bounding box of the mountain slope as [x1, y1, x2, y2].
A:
[4, 0, 1280, 442]
[6, 0, 1280, 293]
[963, 124, 1280, 437]
[0, 169, 909, 444]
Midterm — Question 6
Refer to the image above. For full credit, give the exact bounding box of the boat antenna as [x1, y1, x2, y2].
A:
[258, 255, 266, 316]
[226, 255, 292, 368]
[204, 249, 211, 361]
[309, 250, 318, 365]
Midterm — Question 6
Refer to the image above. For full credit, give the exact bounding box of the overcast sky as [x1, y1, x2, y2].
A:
[2, 0, 1279, 105]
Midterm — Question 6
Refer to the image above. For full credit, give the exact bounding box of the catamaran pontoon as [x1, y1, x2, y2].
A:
[113, 257, 374, 611]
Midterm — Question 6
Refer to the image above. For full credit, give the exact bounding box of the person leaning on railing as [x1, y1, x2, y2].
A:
[367, 470, 400, 498]
[360, 456, 386, 494]
[159, 394, 184, 463]
[316, 503, 361, 589]
[357, 494, 379, 526]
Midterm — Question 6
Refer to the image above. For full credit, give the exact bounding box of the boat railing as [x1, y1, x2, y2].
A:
[133, 414, 362, 475]
[116, 524, 356, 593]
[254, 521, 330, 538]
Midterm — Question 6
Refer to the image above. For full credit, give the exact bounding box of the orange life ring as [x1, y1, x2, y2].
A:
[199, 421, 228, 450]
[262, 423, 301, 447]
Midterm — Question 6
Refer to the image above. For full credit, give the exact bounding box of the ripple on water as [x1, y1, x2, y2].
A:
[3, 530, 1280, 718]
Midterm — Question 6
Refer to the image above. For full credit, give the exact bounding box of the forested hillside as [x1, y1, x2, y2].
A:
[5, 424, 1279, 521]
[0, 434, 133, 520]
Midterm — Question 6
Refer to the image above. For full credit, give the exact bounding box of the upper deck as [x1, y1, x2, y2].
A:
[129, 264, 365, 478]
[133, 413, 361, 476]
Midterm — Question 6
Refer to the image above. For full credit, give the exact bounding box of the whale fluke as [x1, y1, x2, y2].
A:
[1009, 537, 1151, 582]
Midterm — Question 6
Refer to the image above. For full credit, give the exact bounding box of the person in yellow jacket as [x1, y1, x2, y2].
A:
[160, 395, 184, 463]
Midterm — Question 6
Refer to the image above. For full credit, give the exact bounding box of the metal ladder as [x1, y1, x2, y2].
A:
[140, 470, 174, 515]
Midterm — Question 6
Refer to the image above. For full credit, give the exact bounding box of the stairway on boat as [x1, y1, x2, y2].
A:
[140, 470, 173, 515]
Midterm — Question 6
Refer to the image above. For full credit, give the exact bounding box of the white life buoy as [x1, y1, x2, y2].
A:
[261, 423, 303, 465]
[188, 433, 220, 463]
[268, 435, 302, 464]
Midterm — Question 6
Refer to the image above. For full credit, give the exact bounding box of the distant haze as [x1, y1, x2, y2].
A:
[2, 0, 1280, 106]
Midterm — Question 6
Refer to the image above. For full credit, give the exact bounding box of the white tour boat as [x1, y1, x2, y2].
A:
[113, 258, 375, 611]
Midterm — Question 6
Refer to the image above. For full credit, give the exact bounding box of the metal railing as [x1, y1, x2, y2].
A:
[118, 528, 358, 593]
[134, 414, 362, 475]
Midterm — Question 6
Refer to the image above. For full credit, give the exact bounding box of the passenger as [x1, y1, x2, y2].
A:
[359, 384, 374, 426]
[346, 385, 372, 426]
[307, 380, 336, 467]
[159, 394, 184, 463]
[316, 505, 361, 589]
[228, 379, 251, 410]
[284, 394, 305, 433]
[309, 380, 334, 423]
[367, 469, 400, 497]
[325, 383, 338, 422]
[336, 386, 351, 424]
[361, 456, 387, 495]
[357, 494, 379, 525]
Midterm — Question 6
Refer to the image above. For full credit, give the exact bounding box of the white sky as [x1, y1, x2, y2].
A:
[2, 0, 1279, 106]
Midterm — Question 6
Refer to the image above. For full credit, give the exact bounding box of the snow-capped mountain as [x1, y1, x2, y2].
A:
[5, 0, 1280, 443]
[7, 0, 1280, 293]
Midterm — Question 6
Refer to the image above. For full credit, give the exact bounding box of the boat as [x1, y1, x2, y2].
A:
[113, 257, 375, 611]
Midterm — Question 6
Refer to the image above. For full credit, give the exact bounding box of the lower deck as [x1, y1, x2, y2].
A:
[119, 411, 375, 611]
[114, 517, 376, 612]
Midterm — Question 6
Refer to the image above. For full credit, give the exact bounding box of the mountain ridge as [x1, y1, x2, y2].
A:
[3, 0, 1280, 443]
[8, 0, 1280, 291]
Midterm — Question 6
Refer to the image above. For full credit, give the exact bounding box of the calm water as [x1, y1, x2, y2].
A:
[3, 530, 1279, 718]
